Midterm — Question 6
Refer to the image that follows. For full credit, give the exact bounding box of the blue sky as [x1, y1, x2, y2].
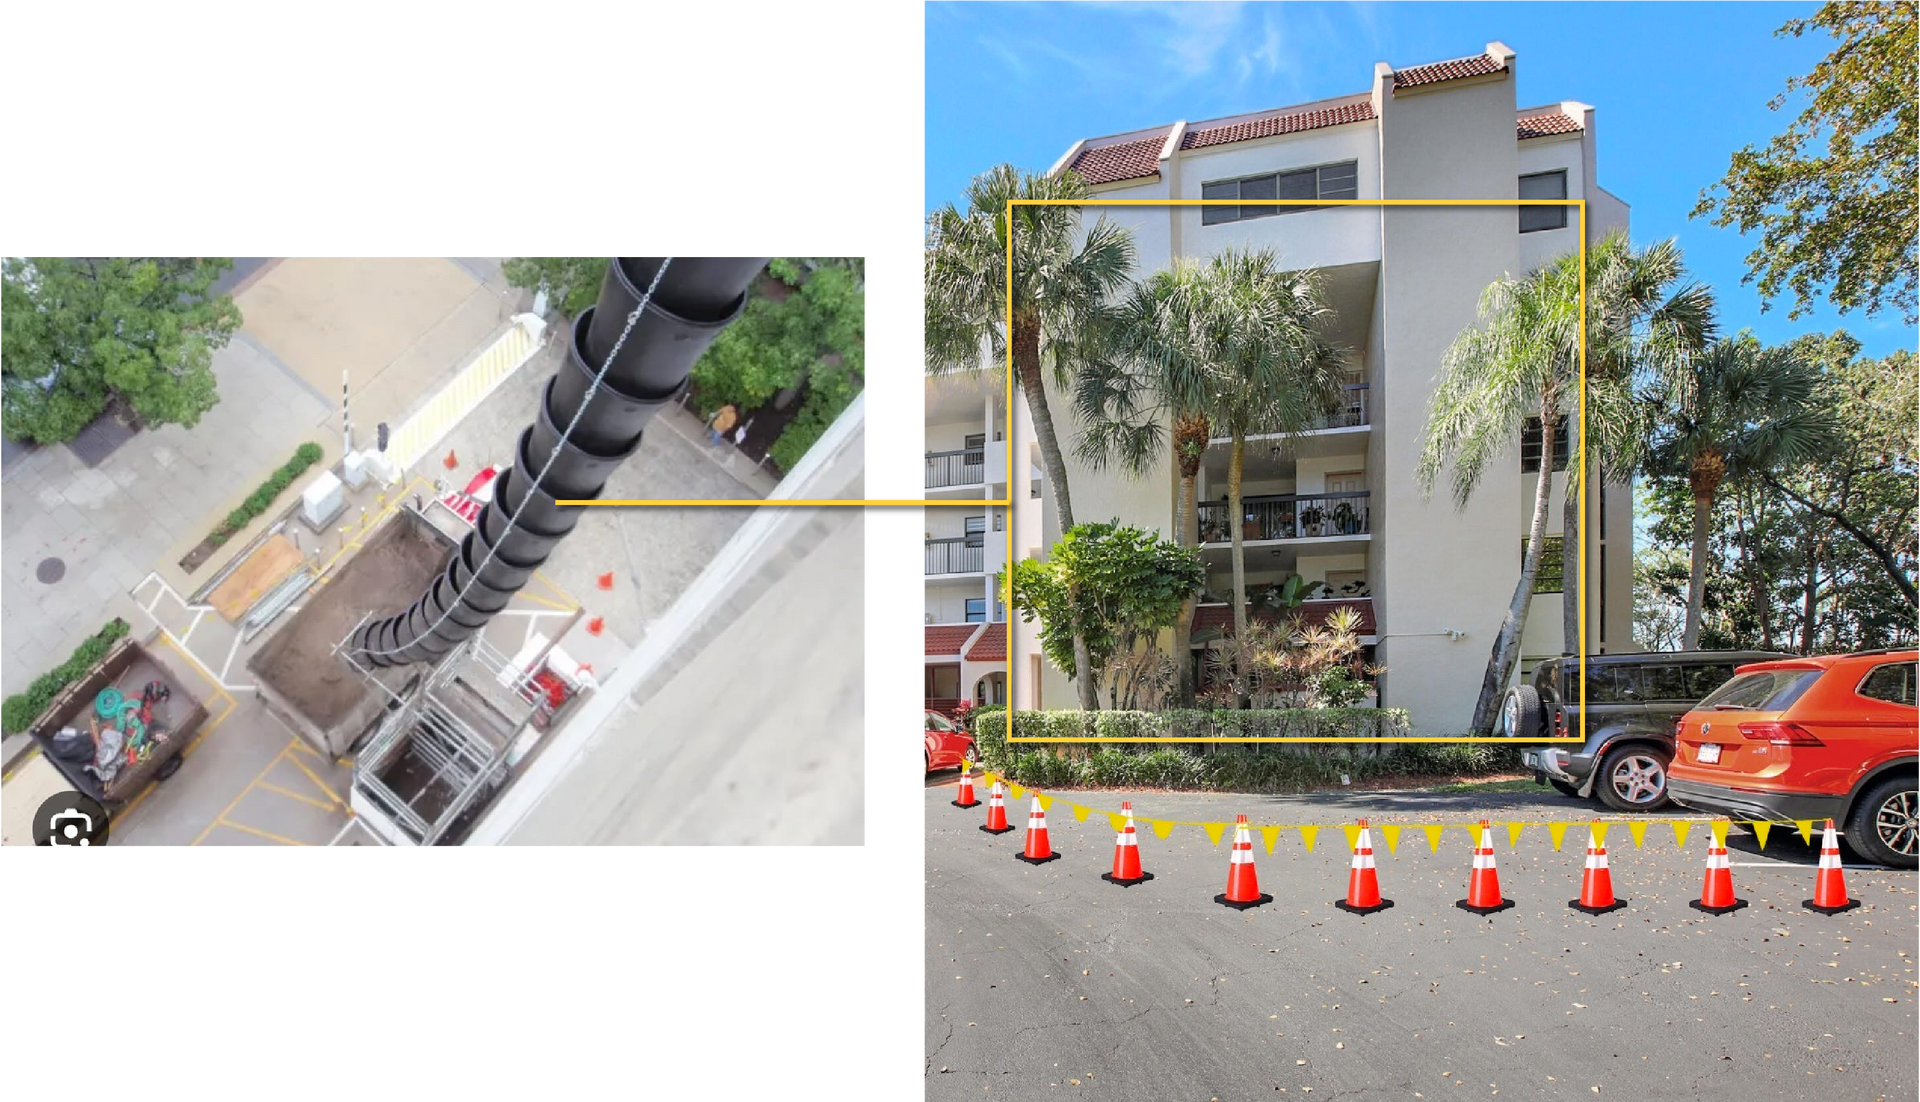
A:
[925, 1, 1910, 358]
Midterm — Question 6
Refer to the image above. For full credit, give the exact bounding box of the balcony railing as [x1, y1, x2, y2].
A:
[926, 536, 985, 575]
[1197, 491, 1371, 544]
[1216, 383, 1371, 441]
[926, 447, 986, 489]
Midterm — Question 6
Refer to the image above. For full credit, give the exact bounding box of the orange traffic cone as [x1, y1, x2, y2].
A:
[1335, 818, 1393, 915]
[1457, 819, 1515, 915]
[979, 782, 1013, 835]
[1215, 814, 1273, 910]
[586, 617, 604, 636]
[596, 572, 615, 591]
[1101, 801, 1153, 887]
[1570, 825, 1627, 915]
[951, 769, 978, 809]
[1015, 796, 1059, 864]
[443, 450, 459, 470]
[1804, 819, 1860, 915]
[1689, 822, 1748, 915]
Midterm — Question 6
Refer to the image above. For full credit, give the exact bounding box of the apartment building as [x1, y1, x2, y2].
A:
[957, 42, 1635, 733]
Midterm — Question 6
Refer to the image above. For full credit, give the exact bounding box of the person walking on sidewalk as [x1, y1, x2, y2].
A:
[707, 404, 738, 447]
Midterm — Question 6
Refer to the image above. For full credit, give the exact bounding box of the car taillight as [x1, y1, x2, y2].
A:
[1553, 710, 1568, 738]
[1674, 716, 1686, 738]
[1737, 721, 1823, 746]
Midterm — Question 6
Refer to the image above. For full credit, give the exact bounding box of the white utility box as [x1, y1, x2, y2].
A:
[340, 450, 369, 489]
[300, 469, 347, 531]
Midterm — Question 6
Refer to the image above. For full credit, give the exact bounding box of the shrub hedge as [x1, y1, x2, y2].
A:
[970, 708, 1521, 793]
[207, 442, 324, 547]
[1, 618, 131, 734]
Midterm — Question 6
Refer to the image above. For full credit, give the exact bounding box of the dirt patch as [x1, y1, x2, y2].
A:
[249, 514, 450, 728]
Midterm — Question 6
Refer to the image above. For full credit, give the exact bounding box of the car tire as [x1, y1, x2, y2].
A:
[1594, 743, 1671, 812]
[1500, 685, 1543, 739]
[1845, 774, 1918, 869]
[925, 752, 934, 776]
[1549, 778, 1582, 799]
[156, 755, 184, 781]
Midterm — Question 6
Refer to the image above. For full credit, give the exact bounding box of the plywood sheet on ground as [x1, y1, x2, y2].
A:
[208, 534, 305, 622]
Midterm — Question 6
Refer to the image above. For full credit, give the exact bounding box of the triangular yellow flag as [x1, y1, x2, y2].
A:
[1547, 822, 1569, 851]
[1466, 822, 1489, 845]
[1035, 793, 1052, 811]
[1506, 821, 1525, 847]
[1628, 821, 1648, 848]
[1424, 824, 1445, 852]
[1108, 813, 1127, 833]
[1299, 825, 1320, 852]
[1672, 820, 1692, 849]
[1071, 803, 1091, 822]
[1751, 821, 1772, 849]
[1341, 824, 1362, 851]
[1203, 822, 1227, 846]
[1010, 784, 1024, 799]
[1380, 824, 1402, 853]
[1795, 819, 1814, 844]
[1710, 819, 1729, 847]
[1591, 822, 1610, 847]
[962, 758, 971, 773]
[982, 772, 998, 784]
[1152, 820, 1174, 840]
[1261, 826, 1282, 854]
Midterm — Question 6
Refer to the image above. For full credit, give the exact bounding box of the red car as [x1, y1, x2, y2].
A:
[925, 710, 973, 774]
[1667, 649, 1917, 868]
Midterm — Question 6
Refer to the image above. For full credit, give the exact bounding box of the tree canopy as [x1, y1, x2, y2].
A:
[501, 257, 607, 317]
[2, 257, 241, 444]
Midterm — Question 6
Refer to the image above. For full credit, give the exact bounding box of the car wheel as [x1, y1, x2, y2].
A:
[1595, 744, 1670, 812]
[1499, 685, 1543, 739]
[1846, 774, 1918, 869]
[1549, 778, 1582, 799]
[925, 752, 934, 776]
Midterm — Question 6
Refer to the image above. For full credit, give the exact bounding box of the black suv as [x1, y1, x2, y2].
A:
[1500, 650, 1790, 811]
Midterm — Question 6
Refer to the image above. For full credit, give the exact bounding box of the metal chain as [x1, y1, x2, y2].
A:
[353, 259, 673, 659]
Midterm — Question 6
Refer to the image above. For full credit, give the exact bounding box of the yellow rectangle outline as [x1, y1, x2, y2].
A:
[1002, 197, 1587, 744]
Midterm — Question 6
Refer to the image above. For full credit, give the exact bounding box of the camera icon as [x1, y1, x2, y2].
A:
[49, 808, 95, 846]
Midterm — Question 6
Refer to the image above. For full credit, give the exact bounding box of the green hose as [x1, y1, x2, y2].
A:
[95, 688, 125, 719]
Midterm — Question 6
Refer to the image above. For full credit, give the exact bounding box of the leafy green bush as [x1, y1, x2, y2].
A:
[201, 441, 324, 547]
[1, 619, 131, 733]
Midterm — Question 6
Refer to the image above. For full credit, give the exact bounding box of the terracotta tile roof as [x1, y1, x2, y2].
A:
[1066, 135, 1165, 186]
[1393, 52, 1505, 90]
[1191, 598, 1377, 639]
[926, 624, 978, 657]
[1517, 112, 1583, 140]
[964, 622, 1007, 662]
[1181, 100, 1376, 151]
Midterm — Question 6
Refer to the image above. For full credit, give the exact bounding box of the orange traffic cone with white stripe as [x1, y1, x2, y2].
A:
[1334, 818, 1392, 915]
[1804, 819, 1860, 915]
[1101, 801, 1153, 886]
[1015, 796, 1059, 864]
[1689, 822, 1748, 915]
[1215, 815, 1273, 910]
[1569, 825, 1627, 915]
[951, 768, 978, 809]
[1457, 819, 1515, 915]
[979, 781, 1013, 835]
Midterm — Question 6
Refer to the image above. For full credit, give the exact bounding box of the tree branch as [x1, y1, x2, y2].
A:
[1763, 473, 1917, 606]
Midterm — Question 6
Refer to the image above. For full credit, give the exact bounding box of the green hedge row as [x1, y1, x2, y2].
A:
[973, 707, 1413, 756]
[208, 442, 324, 547]
[1, 618, 131, 734]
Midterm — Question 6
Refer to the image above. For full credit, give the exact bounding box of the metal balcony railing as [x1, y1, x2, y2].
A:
[1198, 491, 1371, 545]
[1325, 382, 1369, 429]
[926, 536, 985, 574]
[926, 447, 986, 488]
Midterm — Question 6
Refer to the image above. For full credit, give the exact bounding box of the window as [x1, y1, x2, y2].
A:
[1521, 416, 1570, 473]
[1202, 161, 1359, 225]
[1684, 665, 1740, 700]
[1523, 535, 1565, 594]
[963, 433, 985, 468]
[965, 598, 987, 623]
[1858, 662, 1918, 707]
[1637, 664, 1687, 702]
[1519, 170, 1568, 232]
[1697, 669, 1823, 712]
[964, 515, 986, 548]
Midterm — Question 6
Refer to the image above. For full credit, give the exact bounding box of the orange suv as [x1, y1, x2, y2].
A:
[1667, 649, 1917, 868]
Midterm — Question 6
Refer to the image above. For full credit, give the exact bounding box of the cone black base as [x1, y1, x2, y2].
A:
[1334, 898, 1394, 915]
[1101, 871, 1154, 887]
[1456, 899, 1516, 915]
[979, 825, 1016, 835]
[1804, 898, 1861, 915]
[1015, 852, 1061, 865]
[1570, 898, 1628, 915]
[1215, 892, 1273, 910]
[952, 799, 980, 808]
[1688, 898, 1749, 915]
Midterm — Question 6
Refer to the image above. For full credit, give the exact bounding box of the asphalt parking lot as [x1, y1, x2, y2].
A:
[926, 777, 1918, 1100]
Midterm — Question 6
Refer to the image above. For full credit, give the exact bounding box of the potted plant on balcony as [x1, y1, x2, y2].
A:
[1299, 503, 1325, 535]
[1332, 500, 1359, 535]
[1242, 510, 1264, 541]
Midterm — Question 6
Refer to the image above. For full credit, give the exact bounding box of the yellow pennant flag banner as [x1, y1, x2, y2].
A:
[1711, 819, 1730, 848]
[1010, 784, 1024, 800]
[1261, 826, 1282, 854]
[1341, 824, 1362, 851]
[1547, 822, 1569, 851]
[1299, 825, 1320, 852]
[1424, 825, 1445, 853]
[1152, 820, 1175, 840]
[1108, 813, 1127, 833]
[1380, 825, 1403, 854]
[1751, 821, 1772, 849]
[1203, 822, 1227, 846]
[1796, 819, 1814, 845]
[1036, 793, 1052, 811]
[1628, 821, 1648, 848]
[1591, 822, 1609, 847]
[1672, 820, 1692, 849]
[1071, 803, 1091, 822]
[1506, 821, 1525, 848]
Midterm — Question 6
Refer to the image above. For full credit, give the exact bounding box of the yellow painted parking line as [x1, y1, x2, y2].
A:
[255, 779, 341, 812]
[284, 750, 345, 808]
[514, 590, 575, 613]
[216, 819, 309, 846]
[1, 745, 40, 783]
[531, 569, 582, 610]
[153, 633, 238, 708]
[286, 737, 321, 760]
[192, 742, 295, 845]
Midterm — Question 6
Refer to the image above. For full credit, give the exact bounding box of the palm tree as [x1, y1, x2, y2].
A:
[1646, 334, 1837, 648]
[1419, 254, 1581, 733]
[925, 164, 1138, 709]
